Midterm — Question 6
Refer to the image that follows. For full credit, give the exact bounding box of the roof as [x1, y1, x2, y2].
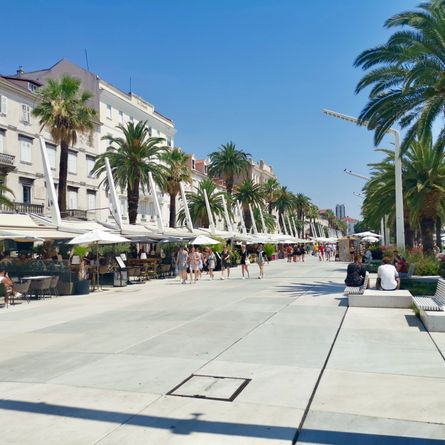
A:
[342, 217, 358, 223]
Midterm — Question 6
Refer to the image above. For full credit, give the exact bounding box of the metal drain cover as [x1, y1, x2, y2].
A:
[167, 374, 251, 402]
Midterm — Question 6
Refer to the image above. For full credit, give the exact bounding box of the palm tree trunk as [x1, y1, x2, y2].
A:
[127, 177, 140, 225]
[226, 176, 234, 195]
[244, 206, 251, 231]
[169, 193, 177, 228]
[420, 217, 435, 255]
[436, 216, 442, 250]
[268, 201, 273, 214]
[58, 140, 69, 215]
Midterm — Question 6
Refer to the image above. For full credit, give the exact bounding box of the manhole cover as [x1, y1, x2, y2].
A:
[167, 374, 251, 402]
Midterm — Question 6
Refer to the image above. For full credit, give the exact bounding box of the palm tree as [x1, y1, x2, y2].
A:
[0, 180, 14, 209]
[274, 186, 295, 223]
[208, 142, 251, 195]
[306, 204, 320, 237]
[32, 75, 96, 214]
[355, 0, 445, 152]
[262, 178, 280, 214]
[159, 148, 192, 228]
[93, 121, 165, 225]
[234, 179, 264, 230]
[177, 179, 225, 228]
[252, 207, 276, 233]
[324, 209, 336, 229]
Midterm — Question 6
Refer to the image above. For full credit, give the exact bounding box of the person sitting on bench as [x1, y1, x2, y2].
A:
[345, 255, 369, 288]
[376, 256, 400, 291]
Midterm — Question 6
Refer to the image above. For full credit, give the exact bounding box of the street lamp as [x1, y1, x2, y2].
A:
[323, 108, 405, 249]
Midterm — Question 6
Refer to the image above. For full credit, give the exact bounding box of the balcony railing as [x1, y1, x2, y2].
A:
[0, 153, 16, 174]
[0, 202, 44, 214]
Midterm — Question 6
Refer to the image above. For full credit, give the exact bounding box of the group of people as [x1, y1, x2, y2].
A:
[175, 243, 268, 284]
[345, 255, 400, 291]
[314, 243, 337, 261]
[285, 244, 306, 262]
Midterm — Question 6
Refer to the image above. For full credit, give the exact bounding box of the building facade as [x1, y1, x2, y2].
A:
[335, 204, 346, 220]
[234, 158, 276, 186]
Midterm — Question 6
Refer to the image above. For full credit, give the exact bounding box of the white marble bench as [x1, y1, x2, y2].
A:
[412, 278, 445, 332]
[344, 272, 369, 296]
[348, 289, 413, 308]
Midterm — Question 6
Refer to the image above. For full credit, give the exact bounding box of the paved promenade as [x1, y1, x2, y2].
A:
[0, 257, 444, 444]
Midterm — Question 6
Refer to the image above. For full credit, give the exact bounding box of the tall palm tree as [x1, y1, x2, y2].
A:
[159, 148, 192, 228]
[177, 179, 225, 228]
[274, 186, 295, 223]
[32, 75, 96, 214]
[262, 178, 280, 214]
[355, 0, 445, 152]
[93, 121, 165, 225]
[208, 142, 251, 195]
[306, 204, 320, 237]
[404, 135, 445, 253]
[324, 209, 336, 229]
[253, 207, 276, 233]
[0, 180, 14, 209]
[234, 179, 264, 230]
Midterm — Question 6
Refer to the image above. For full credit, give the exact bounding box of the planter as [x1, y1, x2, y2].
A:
[57, 281, 73, 296]
[74, 279, 91, 295]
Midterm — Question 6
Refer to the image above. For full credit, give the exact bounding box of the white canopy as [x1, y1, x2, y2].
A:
[189, 235, 220, 245]
[362, 236, 380, 243]
[68, 229, 130, 245]
[355, 231, 381, 238]
[0, 231, 44, 242]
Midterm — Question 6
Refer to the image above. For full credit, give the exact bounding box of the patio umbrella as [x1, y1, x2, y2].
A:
[362, 236, 380, 243]
[68, 230, 131, 289]
[189, 235, 220, 245]
[355, 231, 382, 238]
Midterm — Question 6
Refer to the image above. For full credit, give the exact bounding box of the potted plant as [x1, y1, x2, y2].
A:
[72, 245, 90, 295]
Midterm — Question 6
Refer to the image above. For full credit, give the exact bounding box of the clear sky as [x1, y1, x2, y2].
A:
[2, 0, 420, 219]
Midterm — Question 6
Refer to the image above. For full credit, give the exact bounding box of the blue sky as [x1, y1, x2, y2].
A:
[2, 0, 420, 219]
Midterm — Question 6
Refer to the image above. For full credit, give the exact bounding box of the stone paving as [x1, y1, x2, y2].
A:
[0, 257, 444, 444]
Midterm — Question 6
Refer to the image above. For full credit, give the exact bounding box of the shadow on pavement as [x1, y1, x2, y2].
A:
[275, 281, 345, 297]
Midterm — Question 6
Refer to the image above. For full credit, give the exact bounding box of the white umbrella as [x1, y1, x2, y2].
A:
[68, 230, 131, 290]
[190, 235, 220, 245]
[362, 236, 380, 243]
[355, 231, 382, 238]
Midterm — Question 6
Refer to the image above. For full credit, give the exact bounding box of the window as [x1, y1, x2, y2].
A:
[22, 185, 31, 204]
[166, 137, 172, 147]
[119, 111, 124, 124]
[192, 159, 195, 170]
[68, 151, 77, 174]
[20, 104, 31, 123]
[148, 127, 152, 137]
[0, 95, 7, 115]
[28, 82, 37, 93]
[68, 188, 78, 209]
[86, 155, 95, 177]
[106, 104, 112, 119]
[87, 191, 96, 210]
[0, 131, 4, 153]
[19, 136, 32, 163]
[45, 143, 56, 169]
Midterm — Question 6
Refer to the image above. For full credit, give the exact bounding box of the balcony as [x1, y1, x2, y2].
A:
[0, 153, 16, 175]
[0, 202, 44, 214]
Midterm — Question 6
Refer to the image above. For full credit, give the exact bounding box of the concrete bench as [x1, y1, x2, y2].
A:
[412, 278, 445, 332]
[344, 272, 369, 296]
[349, 289, 413, 308]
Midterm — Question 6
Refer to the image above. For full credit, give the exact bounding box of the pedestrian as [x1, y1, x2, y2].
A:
[257, 243, 268, 279]
[0, 269, 14, 307]
[294, 244, 300, 262]
[300, 244, 306, 262]
[377, 256, 400, 291]
[206, 248, 216, 280]
[176, 246, 188, 284]
[188, 246, 200, 283]
[344, 255, 369, 288]
[221, 245, 231, 280]
[240, 244, 250, 279]
[318, 243, 325, 261]
[325, 244, 331, 261]
[286, 245, 293, 262]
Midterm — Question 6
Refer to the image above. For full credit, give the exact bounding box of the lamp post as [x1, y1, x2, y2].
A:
[323, 108, 405, 249]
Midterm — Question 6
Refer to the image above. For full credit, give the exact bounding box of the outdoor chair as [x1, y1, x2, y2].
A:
[12, 280, 31, 304]
[158, 264, 172, 279]
[344, 271, 369, 296]
[143, 263, 157, 280]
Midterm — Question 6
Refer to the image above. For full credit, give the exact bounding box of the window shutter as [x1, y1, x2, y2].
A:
[0, 96, 7, 115]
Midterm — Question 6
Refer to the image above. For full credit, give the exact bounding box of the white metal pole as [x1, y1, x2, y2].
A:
[104, 157, 123, 231]
[384, 215, 390, 246]
[148, 172, 164, 232]
[380, 218, 385, 246]
[179, 182, 194, 233]
[292, 217, 298, 239]
[221, 195, 233, 235]
[249, 203, 259, 235]
[258, 206, 267, 234]
[39, 136, 61, 226]
[391, 129, 405, 249]
[282, 214, 289, 236]
[237, 201, 247, 236]
[287, 215, 294, 237]
[204, 189, 216, 234]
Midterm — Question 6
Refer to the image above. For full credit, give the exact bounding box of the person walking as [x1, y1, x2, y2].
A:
[318, 243, 325, 261]
[240, 244, 250, 279]
[188, 246, 200, 283]
[206, 248, 216, 280]
[221, 245, 231, 280]
[0, 269, 14, 307]
[300, 244, 306, 262]
[176, 246, 188, 284]
[257, 243, 268, 279]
